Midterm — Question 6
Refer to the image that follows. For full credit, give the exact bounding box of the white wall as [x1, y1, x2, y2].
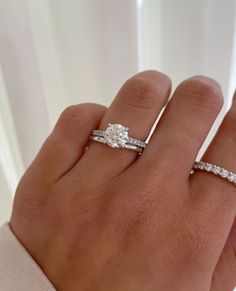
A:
[143, 0, 236, 156]
[0, 0, 236, 225]
[0, 0, 141, 224]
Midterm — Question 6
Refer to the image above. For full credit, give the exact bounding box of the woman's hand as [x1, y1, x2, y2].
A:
[10, 71, 236, 290]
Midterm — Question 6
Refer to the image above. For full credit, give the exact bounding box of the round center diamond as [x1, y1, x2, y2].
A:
[104, 124, 128, 148]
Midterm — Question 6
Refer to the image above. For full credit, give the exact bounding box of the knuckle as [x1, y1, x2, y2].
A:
[52, 104, 90, 142]
[60, 104, 93, 121]
[119, 77, 166, 111]
[60, 105, 82, 120]
[57, 103, 105, 132]
[59, 103, 106, 125]
[178, 76, 223, 114]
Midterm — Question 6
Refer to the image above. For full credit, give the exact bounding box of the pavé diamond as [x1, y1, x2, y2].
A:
[104, 124, 128, 148]
[212, 166, 220, 175]
[232, 174, 236, 184]
[199, 162, 204, 170]
[227, 173, 235, 182]
[205, 163, 212, 172]
[220, 169, 229, 178]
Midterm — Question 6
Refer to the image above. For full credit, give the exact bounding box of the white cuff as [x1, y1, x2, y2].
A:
[0, 222, 56, 291]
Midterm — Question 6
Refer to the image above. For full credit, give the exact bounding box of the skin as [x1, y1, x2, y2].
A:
[10, 71, 236, 290]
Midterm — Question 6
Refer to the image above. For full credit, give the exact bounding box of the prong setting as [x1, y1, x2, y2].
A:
[91, 123, 146, 152]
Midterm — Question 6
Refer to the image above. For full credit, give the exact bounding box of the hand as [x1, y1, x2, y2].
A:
[10, 71, 236, 290]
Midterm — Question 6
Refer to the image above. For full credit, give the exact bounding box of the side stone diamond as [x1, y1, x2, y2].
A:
[204, 163, 212, 172]
[232, 175, 236, 184]
[220, 168, 229, 178]
[212, 165, 220, 175]
[227, 173, 236, 183]
[198, 162, 204, 170]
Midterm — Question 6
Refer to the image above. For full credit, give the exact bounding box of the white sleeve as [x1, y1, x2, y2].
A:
[0, 223, 56, 291]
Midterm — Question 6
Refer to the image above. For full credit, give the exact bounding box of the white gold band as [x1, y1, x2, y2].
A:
[193, 161, 236, 185]
[89, 136, 144, 153]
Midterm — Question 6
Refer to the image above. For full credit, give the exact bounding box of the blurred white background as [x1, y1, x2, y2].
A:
[0, 0, 236, 225]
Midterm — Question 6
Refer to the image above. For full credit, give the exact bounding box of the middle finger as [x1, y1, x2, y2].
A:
[141, 76, 223, 181]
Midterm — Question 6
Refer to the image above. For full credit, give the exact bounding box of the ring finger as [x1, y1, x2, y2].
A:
[69, 70, 171, 182]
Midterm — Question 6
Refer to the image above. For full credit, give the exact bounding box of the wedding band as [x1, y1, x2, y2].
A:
[193, 161, 236, 185]
[90, 123, 146, 153]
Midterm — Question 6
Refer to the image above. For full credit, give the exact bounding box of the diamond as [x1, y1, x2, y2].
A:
[104, 124, 128, 148]
[220, 168, 229, 178]
[232, 175, 236, 184]
[227, 172, 236, 183]
[204, 163, 212, 172]
[212, 165, 220, 175]
[198, 162, 204, 170]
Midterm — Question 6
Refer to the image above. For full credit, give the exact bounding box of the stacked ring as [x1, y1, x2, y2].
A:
[90, 123, 147, 153]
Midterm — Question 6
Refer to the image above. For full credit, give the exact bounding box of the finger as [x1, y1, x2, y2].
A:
[190, 93, 236, 245]
[211, 218, 236, 291]
[141, 76, 223, 180]
[23, 103, 106, 185]
[69, 70, 171, 182]
[191, 92, 236, 205]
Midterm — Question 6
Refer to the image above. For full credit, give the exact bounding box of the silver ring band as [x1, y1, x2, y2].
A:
[90, 136, 144, 153]
[193, 161, 236, 185]
[90, 123, 146, 153]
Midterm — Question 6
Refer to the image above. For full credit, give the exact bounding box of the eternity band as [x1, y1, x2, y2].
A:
[193, 161, 236, 185]
[90, 123, 146, 153]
